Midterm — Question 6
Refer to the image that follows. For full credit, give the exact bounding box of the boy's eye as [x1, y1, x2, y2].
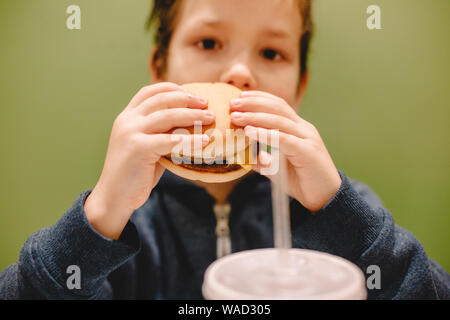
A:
[197, 38, 220, 50]
[262, 49, 283, 61]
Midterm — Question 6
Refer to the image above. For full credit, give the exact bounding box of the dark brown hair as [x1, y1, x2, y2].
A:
[147, 0, 313, 81]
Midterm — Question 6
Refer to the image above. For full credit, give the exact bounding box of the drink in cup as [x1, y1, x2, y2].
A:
[202, 248, 367, 300]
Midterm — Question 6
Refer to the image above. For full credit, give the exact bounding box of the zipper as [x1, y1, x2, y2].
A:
[213, 202, 231, 259]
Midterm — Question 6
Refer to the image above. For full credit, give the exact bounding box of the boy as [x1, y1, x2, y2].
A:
[0, 0, 449, 299]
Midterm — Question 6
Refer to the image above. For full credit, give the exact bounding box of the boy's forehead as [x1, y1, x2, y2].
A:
[177, 0, 302, 40]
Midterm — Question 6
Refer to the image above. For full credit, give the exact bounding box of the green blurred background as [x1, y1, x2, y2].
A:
[0, 0, 449, 272]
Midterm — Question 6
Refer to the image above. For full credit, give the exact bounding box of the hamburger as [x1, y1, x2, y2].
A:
[158, 82, 257, 183]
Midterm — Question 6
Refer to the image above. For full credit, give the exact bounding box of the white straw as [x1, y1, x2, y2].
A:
[271, 151, 292, 249]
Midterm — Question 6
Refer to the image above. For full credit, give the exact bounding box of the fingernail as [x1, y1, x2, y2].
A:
[231, 112, 242, 120]
[231, 98, 243, 106]
[204, 110, 215, 118]
[188, 93, 207, 103]
[245, 126, 256, 138]
[172, 135, 183, 142]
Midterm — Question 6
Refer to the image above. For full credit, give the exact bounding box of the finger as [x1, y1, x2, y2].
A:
[252, 151, 292, 198]
[258, 149, 272, 167]
[136, 91, 208, 116]
[251, 150, 279, 178]
[126, 82, 187, 110]
[141, 108, 215, 134]
[240, 90, 284, 101]
[244, 125, 306, 158]
[251, 150, 270, 174]
[230, 96, 298, 122]
[235, 92, 314, 128]
[141, 133, 210, 162]
[231, 111, 309, 139]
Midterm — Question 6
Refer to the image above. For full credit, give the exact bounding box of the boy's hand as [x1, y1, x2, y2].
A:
[230, 90, 341, 213]
[84, 82, 212, 239]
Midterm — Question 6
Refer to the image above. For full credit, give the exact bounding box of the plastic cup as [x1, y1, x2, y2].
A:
[202, 248, 367, 300]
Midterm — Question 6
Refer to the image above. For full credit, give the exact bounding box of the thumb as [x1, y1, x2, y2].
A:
[252, 150, 275, 177]
[253, 150, 291, 194]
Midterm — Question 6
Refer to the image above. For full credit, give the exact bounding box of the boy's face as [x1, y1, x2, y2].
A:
[151, 0, 306, 111]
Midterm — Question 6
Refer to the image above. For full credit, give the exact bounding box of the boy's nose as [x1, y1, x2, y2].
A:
[220, 63, 256, 91]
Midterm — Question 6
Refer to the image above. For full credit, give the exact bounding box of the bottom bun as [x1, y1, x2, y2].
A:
[158, 156, 251, 183]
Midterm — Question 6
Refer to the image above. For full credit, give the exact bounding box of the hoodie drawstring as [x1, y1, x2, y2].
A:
[213, 202, 231, 259]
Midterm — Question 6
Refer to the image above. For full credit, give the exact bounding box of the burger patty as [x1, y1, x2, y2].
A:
[163, 142, 259, 174]
[178, 162, 242, 173]
[163, 156, 242, 173]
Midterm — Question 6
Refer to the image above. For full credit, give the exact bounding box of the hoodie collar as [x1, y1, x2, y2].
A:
[156, 169, 270, 213]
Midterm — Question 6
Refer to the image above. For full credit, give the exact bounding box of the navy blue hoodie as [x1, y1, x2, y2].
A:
[0, 170, 449, 299]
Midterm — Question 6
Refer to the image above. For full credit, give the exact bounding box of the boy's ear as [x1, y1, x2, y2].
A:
[149, 47, 164, 83]
[294, 70, 309, 112]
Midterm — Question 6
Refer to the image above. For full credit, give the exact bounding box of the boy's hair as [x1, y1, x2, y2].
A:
[147, 0, 313, 81]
